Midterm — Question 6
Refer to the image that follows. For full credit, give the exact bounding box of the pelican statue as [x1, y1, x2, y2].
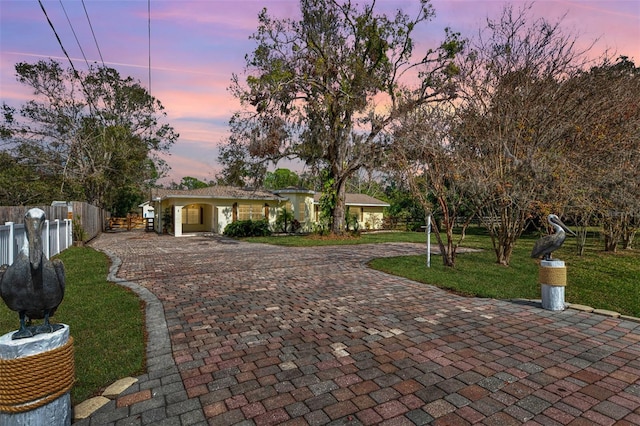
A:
[0, 208, 65, 339]
[531, 214, 576, 261]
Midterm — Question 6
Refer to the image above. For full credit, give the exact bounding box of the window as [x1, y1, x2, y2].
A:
[298, 201, 306, 221]
[238, 203, 264, 220]
[182, 204, 203, 225]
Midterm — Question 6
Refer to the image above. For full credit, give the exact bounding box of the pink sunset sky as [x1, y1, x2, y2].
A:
[1, 0, 638, 184]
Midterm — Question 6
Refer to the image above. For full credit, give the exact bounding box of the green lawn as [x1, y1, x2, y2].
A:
[0, 247, 145, 404]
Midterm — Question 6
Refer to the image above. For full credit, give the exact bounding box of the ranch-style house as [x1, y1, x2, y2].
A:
[148, 186, 389, 236]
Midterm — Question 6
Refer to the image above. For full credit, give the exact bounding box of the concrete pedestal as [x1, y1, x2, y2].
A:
[540, 260, 566, 311]
[0, 325, 72, 426]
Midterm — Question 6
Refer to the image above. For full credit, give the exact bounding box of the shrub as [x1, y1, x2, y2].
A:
[73, 215, 87, 243]
[347, 212, 360, 234]
[312, 219, 331, 236]
[224, 219, 272, 238]
[275, 208, 295, 233]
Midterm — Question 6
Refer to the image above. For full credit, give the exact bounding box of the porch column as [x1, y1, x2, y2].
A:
[174, 205, 183, 237]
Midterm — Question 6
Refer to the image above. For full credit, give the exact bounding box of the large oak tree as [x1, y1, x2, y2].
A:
[221, 0, 463, 233]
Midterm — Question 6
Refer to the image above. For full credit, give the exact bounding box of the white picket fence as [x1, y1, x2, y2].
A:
[0, 220, 74, 266]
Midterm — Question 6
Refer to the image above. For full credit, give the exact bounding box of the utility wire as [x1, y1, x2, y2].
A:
[38, 0, 107, 120]
[148, 0, 152, 97]
[59, 0, 90, 69]
[81, 0, 105, 67]
[38, 0, 80, 79]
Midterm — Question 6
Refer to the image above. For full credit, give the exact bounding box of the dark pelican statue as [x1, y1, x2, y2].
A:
[0, 208, 65, 339]
[531, 214, 576, 261]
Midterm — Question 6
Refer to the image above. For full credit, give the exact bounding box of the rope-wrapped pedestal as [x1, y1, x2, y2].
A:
[539, 260, 566, 311]
[0, 325, 74, 425]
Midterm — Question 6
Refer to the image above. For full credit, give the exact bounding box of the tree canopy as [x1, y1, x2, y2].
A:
[0, 59, 178, 212]
[263, 168, 301, 190]
[221, 0, 464, 233]
[218, 1, 638, 252]
[168, 176, 211, 191]
[390, 3, 639, 264]
[450, 4, 599, 265]
[562, 57, 640, 251]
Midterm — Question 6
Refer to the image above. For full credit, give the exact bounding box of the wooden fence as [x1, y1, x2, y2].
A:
[0, 206, 70, 224]
[71, 202, 107, 242]
[107, 215, 147, 231]
[0, 202, 108, 243]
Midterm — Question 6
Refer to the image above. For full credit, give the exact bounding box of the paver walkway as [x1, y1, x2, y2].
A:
[78, 231, 640, 425]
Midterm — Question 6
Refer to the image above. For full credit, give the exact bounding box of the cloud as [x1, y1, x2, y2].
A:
[157, 149, 220, 184]
[2, 0, 638, 186]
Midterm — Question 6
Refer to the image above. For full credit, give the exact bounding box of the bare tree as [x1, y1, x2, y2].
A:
[562, 57, 640, 251]
[391, 105, 474, 267]
[452, 3, 593, 265]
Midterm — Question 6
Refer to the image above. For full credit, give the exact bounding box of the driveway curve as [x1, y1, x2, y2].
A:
[81, 231, 640, 426]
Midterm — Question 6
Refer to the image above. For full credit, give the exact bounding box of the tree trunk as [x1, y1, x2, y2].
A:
[576, 227, 588, 256]
[431, 217, 455, 267]
[603, 214, 622, 252]
[489, 222, 517, 266]
[441, 246, 455, 267]
[495, 242, 514, 266]
[604, 235, 618, 252]
[622, 230, 635, 249]
[330, 179, 347, 234]
[621, 214, 637, 250]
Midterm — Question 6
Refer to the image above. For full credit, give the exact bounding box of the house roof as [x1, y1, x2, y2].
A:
[150, 186, 389, 207]
[272, 187, 315, 196]
[151, 186, 285, 201]
[313, 193, 390, 207]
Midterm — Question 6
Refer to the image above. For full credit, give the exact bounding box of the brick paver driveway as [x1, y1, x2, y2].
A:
[86, 231, 640, 425]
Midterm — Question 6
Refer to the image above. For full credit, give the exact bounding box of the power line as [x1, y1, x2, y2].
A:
[81, 0, 105, 67]
[38, 0, 101, 117]
[58, 0, 90, 69]
[148, 0, 152, 96]
[38, 0, 79, 78]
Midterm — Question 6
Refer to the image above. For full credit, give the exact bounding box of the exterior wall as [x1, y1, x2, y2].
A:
[140, 203, 155, 218]
[154, 201, 171, 234]
[282, 193, 314, 231]
[362, 207, 385, 230]
[154, 192, 386, 235]
[168, 199, 210, 236]
[215, 200, 281, 234]
[347, 206, 385, 230]
[216, 205, 233, 234]
[266, 203, 279, 227]
[173, 205, 183, 237]
[182, 204, 211, 234]
[155, 198, 215, 235]
[273, 190, 316, 232]
[301, 197, 315, 231]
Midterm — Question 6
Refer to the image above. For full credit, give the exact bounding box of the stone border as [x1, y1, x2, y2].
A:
[73, 249, 201, 422]
[102, 251, 178, 375]
[510, 298, 640, 323]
